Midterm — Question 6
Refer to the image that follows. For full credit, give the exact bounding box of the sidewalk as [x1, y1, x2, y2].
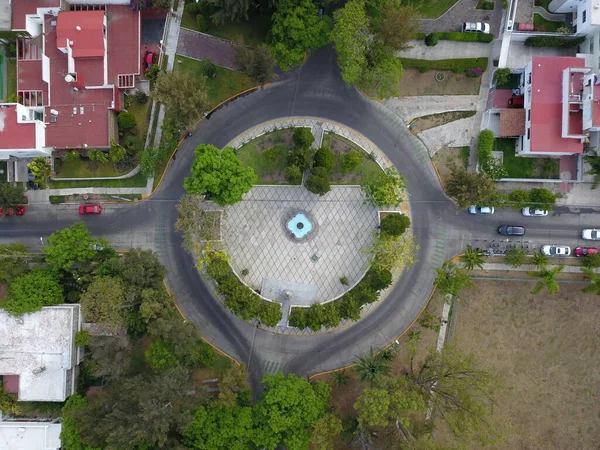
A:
[397, 40, 492, 60]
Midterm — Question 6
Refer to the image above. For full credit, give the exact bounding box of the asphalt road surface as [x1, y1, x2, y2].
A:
[2, 48, 600, 392]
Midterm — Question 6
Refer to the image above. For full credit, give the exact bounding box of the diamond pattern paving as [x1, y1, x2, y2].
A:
[222, 185, 378, 304]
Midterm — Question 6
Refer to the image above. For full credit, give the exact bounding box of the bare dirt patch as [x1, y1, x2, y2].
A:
[399, 69, 482, 96]
[410, 110, 476, 134]
[443, 279, 600, 449]
[432, 146, 469, 185]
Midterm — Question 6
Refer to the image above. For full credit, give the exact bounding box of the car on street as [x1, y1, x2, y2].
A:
[144, 51, 155, 68]
[79, 204, 102, 215]
[521, 207, 548, 217]
[469, 205, 495, 215]
[581, 229, 600, 240]
[498, 225, 526, 236]
[462, 22, 490, 34]
[541, 245, 571, 256]
[0, 206, 25, 216]
[575, 247, 598, 257]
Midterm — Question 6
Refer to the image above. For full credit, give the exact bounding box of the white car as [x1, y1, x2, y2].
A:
[541, 245, 571, 256]
[522, 207, 548, 217]
[462, 22, 491, 34]
[468, 205, 495, 215]
[581, 229, 600, 240]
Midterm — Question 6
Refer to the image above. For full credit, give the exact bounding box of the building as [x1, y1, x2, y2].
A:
[0, 304, 82, 402]
[0, 418, 62, 450]
[0, 0, 142, 179]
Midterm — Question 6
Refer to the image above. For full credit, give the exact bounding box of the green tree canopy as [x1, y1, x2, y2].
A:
[184, 144, 257, 206]
[377, 2, 419, 51]
[0, 243, 30, 283]
[100, 249, 166, 290]
[27, 157, 51, 184]
[60, 394, 100, 450]
[3, 269, 63, 316]
[354, 347, 391, 386]
[460, 244, 485, 271]
[44, 223, 106, 271]
[152, 70, 209, 128]
[528, 187, 557, 210]
[305, 166, 331, 196]
[270, 0, 332, 70]
[208, 0, 251, 25]
[361, 167, 405, 207]
[434, 260, 474, 297]
[252, 372, 331, 450]
[446, 166, 497, 209]
[380, 213, 410, 236]
[528, 264, 564, 294]
[184, 405, 253, 450]
[80, 277, 127, 326]
[0, 183, 25, 210]
[235, 43, 275, 85]
[370, 231, 418, 272]
[310, 413, 343, 450]
[361, 41, 404, 98]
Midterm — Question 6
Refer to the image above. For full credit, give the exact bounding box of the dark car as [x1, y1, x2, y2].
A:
[575, 247, 599, 257]
[79, 204, 102, 215]
[498, 225, 526, 236]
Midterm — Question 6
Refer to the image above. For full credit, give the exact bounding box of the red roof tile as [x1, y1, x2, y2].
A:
[500, 109, 526, 136]
[56, 11, 105, 58]
[530, 56, 585, 154]
[107, 6, 141, 83]
[11, 0, 60, 30]
[0, 105, 37, 150]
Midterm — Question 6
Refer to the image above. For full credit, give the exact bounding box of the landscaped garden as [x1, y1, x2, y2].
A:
[237, 129, 294, 184]
[396, 68, 483, 96]
[496, 138, 560, 179]
[533, 13, 567, 32]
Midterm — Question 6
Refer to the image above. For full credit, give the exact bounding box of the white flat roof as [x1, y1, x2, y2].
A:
[0, 422, 61, 450]
[0, 305, 78, 402]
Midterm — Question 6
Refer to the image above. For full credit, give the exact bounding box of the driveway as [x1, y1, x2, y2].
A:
[420, 0, 504, 37]
[398, 40, 492, 59]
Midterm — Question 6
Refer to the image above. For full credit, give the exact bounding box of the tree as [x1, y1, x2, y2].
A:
[0, 183, 24, 210]
[310, 413, 343, 450]
[370, 231, 418, 272]
[87, 149, 109, 164]
[252, 372, 331, 450]
[217, 363, 249, 407]
[305, 166, 331, 196]
[288, 147, 314, 172]
[207, 0, 251, 25]
[0, 243, 30, 283]
[139, 146, 165, 177]
[434, 260, 474, 297]
[354, 347, 391, 386]
[531, 252, 549, 269]
[380, 213, 410, 236]
[508, 188, 531, 210]
[184, 144, 257, 206]
[332, 0, 371, 85]
[44, 223, 106, 271]
[80, 277, 127, 326]
[313, 147, 335, 172]
[152, 70, 209, 127]
[88, 335, 132, 382]
[117, 111, 136, 129]
[446, 166, 497, 209]
[100, 249, 166, 290]
[360, 41, 404, 99]
[184, 405, 253, 449]
[581, 252, 600, 269]
[235, 44, 275, 85]
[494, 67, 511, 86]
[293, 127, 314, 149]
[581, 267, 600, 294]
[139, 288, 170, 324]
[3, 269, 63, 316]
[378, 2, 418, 51]
[361, 167, 405, 208]
[109, 145, 126, 164]
[341, 151, 363, 172]
[27, 156, 51, 184]
[504, 248, 527, 268]
[528, 187, 556, 210]
[145, 339, 179, 372]
[61, 394, 99, 450]
[460, 245, 485, 271]
[284, 165, 303, 184]
[269, 0, 332, 70]
[528, 264, 564, 294]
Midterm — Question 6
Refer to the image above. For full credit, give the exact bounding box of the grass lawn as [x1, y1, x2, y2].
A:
[7, 58, 16, 100]
[323, 133, 383, 184]
[534, 0, 553, 11]
[410, 110, 476, 134]
[237, 143, 289, 184]
[443, 279, 600, 449]
[181, 11, 271, 46]
[400, 0, 460, 19]
[126, 99, 151, 144]
[397, 68, 482, 96]
[496, 138, 535, 178]
[496, 73, 521, 89]
[54, 158, 130, 178]
[49, 172, 147, 189]
[174, 55, 254, 108]
[533, 13, 566, 32]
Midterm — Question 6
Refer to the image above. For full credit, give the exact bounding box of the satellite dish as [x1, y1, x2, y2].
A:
[65, 74, 74, 82]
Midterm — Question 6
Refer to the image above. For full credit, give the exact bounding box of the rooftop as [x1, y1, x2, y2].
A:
[530, 56, 585, 154]
[0, 421, 61, 450]
[56, 10, 105, 58]
[0, 106, 37, 150]
[107, 5, 141, 83]
[500, 109, 526, 136]
[0, 305, 79, 402]
[11, 0, 59, 30]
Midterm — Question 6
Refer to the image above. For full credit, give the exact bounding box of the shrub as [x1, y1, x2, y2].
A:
[184, 2, 199, 14]
[305, 166, 331, 196]
[380, 214, 410, 236]
[425, 33, 439, 46]
[293, 128, 314, 149]
[582, 253, 600, 269]
[341, 151, 363, 172]
[118, 111, 136, 130]
[196, 14, 206, 32]
[75, 331, 90, 346]
[122, 135, 138, 150]
[287, 147, 313, 172]
[524, 36, 585, 47]
[134, 91, 148, 104]
[476, 0, 495, 10]
[241, 268, 249, 276]
[313, 147, 335, 173]
[494, 68, 511, 86]
[504, 248, 527, 268]
[145, 340, 178, 371]
[64, 150, 80, 161]
[424, 31, 493, 43]
[285, 165, 303, 184]
[340, 276, 349, 285]
[200, 59, 216, 78]
[87, 149, 109, 164]
[188, 341, 217, 367]
[399, 57, 489, 73]
[465, 68, 483, 78]
[145, 64, 160, 81]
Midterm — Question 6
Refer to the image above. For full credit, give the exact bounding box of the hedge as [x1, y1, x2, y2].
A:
[524, 36, 585, 47]
[205, 252, 282, 326]
[477, 130, 507, 180]
[399, 57, 489, 73]
[428, 32, 493, 43]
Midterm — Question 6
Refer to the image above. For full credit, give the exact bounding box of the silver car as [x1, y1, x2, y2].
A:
[582, 229, 600, 240]
[468, 205, 495, 215]
[462, 22, 491, 34]
[522, 207, 548, 217]
[541, 245, 571, 256]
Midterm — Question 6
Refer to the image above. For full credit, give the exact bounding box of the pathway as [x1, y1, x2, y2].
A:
[532, 6, 566, 22]
[397, 40, 492, 60]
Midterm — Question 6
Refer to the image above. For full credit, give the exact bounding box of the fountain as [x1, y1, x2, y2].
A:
[287, 212, 313, 240]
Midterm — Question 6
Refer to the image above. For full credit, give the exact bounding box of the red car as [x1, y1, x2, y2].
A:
[144, 51, 155, 68]
[0, 206, 25, 216]
[575, 247, 598, 257]
[79, 204, 102, 215]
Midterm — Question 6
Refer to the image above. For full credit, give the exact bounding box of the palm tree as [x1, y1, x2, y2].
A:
[354, 347, 391, 386]
[460, 245, 485, 271]
[332, 369, 350, 387]
[584, 154, 600, 189]
[581, 267, 600, 295]
[531, 252, 549, 269]
[527, 265, 564, 294]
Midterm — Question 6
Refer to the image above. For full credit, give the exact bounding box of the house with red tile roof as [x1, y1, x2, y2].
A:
[0, 0, 141, 179]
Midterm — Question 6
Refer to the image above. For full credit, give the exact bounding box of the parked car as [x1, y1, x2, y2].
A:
[521, 207, 548, 217]
[0, 206, 25, 216]
[144, 51, 155, 68]
[575, 247, 598, 257]
[462, 22, 490, 34]
[79, 204, 102, 215]
[541, 245, 571, 256]
[498, 225, 526, 236]
[581, 229, 600, 240]
[469, 205, 495, 215]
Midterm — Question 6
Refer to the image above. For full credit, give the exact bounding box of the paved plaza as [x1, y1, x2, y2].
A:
[221, 185, 379, 305]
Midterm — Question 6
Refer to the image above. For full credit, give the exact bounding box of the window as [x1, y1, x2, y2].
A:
[583, 10, 587, 23]
[527, 128, 531, 139]
[527, 109, 531, 121]
[591, 40, 595, 54]
[528, 72, 532, 84]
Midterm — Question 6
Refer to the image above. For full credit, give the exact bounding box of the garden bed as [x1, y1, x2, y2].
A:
[533, 13, 566, 32]
[181, 10, 270, 46]
[237, 129, 294, 184]
[432, 146, 470, 185]
[396, 68, 482, 96]
[53, 157, 131, 178]
[409, 110, 476, 134]
[322, 133, 382, 184]
[49, 172, 147, 189]
[497, 138, 559, 179]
